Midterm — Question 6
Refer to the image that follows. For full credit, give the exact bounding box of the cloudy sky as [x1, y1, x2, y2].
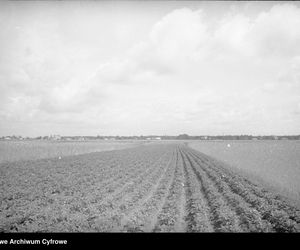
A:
[1, 1, 300, 136]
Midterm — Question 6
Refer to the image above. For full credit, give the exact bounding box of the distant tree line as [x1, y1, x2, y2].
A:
[1, 134, 300, 141]
[61, 134, 300, 140]
[171, 134, 300, 140]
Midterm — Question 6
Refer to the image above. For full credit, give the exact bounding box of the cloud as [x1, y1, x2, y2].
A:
[1, 2, 300, 135]
[249, 4, 300, 58]
[90, 60, 138, 85]
[128, 8, 209, 75]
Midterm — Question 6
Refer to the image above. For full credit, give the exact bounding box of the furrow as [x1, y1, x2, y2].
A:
[153, 147, 189, 232]
[95, 150, 173, 231]
[187, 147, 300, 232]
[118, 148, 176, 231]
[184, 147, 274, 232]
[120, 147, 178, 232]
[89, 150, 171, 231]
[90, 147, 168, 200]
[178, 147, 214, 232]
[182, 148, 243, 232]
[200, 152, 300, 224]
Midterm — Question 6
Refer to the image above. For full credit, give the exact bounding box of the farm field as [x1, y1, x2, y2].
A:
[188, 140, 300, 202]
[1, 144, 300, 232]
[0, 140, 141, 163]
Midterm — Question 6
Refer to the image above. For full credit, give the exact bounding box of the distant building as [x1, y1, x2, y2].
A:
[49, 135, 61, 140]
[145, 137, 161, 140]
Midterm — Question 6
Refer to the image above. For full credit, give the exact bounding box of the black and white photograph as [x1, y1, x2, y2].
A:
[0, 0, 300, 238]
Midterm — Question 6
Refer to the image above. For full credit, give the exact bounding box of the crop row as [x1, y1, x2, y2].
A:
[1, 143, 299, 232]
[0, 145, 173, 232]
[153, 147, 186, 232]
[178, 148, 213, 232]
[185, 148, 300, 232]
[121, 147, 179, 232]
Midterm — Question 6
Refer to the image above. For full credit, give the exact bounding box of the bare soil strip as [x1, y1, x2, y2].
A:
[0, 144, 299, 232]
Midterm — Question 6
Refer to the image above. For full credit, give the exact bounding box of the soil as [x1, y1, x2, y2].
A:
[1, 144, 299, 232]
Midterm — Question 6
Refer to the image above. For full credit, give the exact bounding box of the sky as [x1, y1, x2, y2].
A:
[0, 1, 300, 136]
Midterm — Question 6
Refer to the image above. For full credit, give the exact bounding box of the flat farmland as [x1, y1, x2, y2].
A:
[188, 140, 300, 202]
[0, 140, 141, 163]
[1, 144, 300, 232]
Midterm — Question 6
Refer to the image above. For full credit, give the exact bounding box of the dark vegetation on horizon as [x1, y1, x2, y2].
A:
[1, 134, 300, 141]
